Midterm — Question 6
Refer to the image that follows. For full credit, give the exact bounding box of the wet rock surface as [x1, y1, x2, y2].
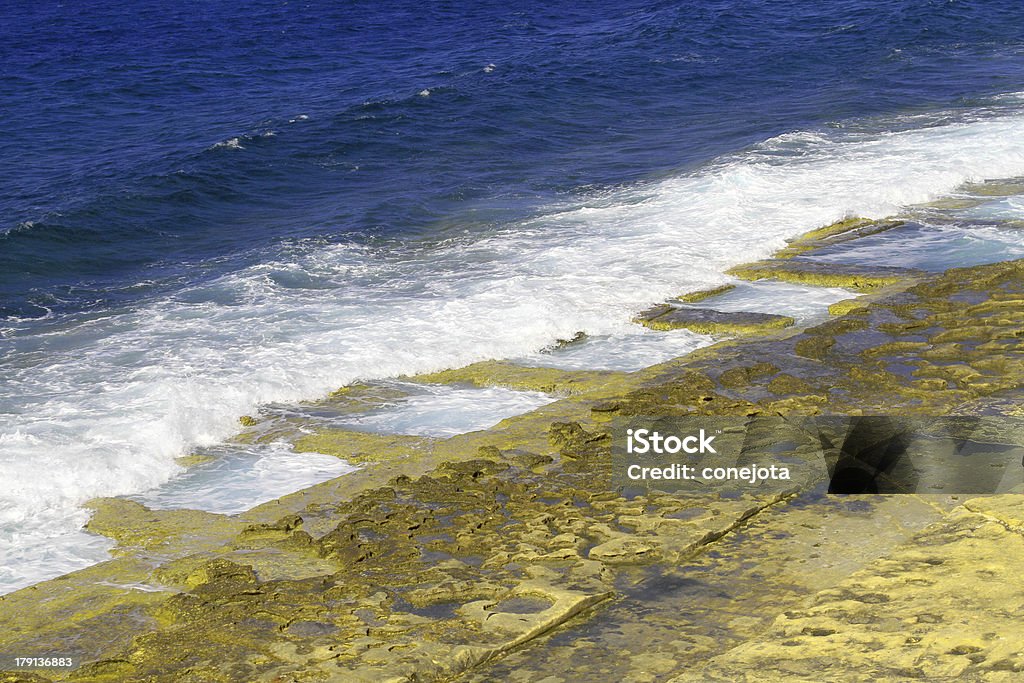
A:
[461, 493, 955, 683]
[678, 502, 1024, 682]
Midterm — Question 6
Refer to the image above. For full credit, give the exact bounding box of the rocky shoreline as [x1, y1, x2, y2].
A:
[3, 188, 1024, 682]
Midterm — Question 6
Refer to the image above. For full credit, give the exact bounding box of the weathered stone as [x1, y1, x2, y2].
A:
[677, 284, 737, 303]
[794, 334, 835, 360]
[728, 258, 920, 291]
[637, 307, 795, 336]
[679, 506, 1024, 682]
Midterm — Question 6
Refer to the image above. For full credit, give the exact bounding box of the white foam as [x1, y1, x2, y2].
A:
[6, 104, 1024, 592]
[211, 136, 244, 150]
[991, 91, 1024, 103]
[327, 384, 555, 437]
[134, 442, 356, 515]
[681, 281, 854, 321]
[517, 327, 713, 372]
[0, 490, 114, 595]
[520, 281, 852, 373]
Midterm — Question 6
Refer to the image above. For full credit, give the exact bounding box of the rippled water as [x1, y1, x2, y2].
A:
[3, 0, 1024, 592]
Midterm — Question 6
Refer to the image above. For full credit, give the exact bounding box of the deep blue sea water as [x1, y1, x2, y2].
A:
[5, 0, 1024, 317]
[4, 0, 1024, 591]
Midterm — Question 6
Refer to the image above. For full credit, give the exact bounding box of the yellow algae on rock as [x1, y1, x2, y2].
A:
[789, 216, 876, 242]
[728, 261, 908, 291]
[292, 428, 432, 463]
[411, 360, 629, 396]
[827, 298, 868, 316]
[85, 498, 245, 553]
[775, 217, 903, 260]
[173, 452, 216, 468]
[677, 284, 737, 303]
[675, 506, 1024, 682]
[960, 179, 1024, 196]
[637, 308, 795, 336]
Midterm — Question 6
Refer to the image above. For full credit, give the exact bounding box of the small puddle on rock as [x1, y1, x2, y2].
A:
[493, 596, 554, 614]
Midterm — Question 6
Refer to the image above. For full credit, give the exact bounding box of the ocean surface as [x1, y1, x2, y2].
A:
[4, 0, 1024, 592]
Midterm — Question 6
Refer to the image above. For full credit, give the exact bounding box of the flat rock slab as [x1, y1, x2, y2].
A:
[728, 259, 923, 291]
[637, 307, 794, 336]
[461, 493, 951, 683]
[675, 498, 1024, 682]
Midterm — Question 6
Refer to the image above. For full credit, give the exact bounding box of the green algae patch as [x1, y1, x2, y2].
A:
[861, 340, 930, 359]
[637, 307, 794, 336]
[794, 334, 835, 360]
[292, 428, 431, 464]
[85, 499, 245, 554]
[827, 298, 868, 316]
[772, 243, 816, 259]
[232, 383, 418, 446]
[772, 217, 872, 260]
[766, 373, 814, 396]
[789, 216, 875, 242]
[617, 370, 764, 418]
[0, 561, 169, 683]
[919, 196, 986, 210]
[173, 452, 215, 468]
[727, 260, 911, 291]
[677, 284, 736, 303]
[548, 421, 610, 459]
[812, 315, 869, 336]
[773, 217, 901, 259]
[325, 381, 412, 408]
[544, 331, 587, 350]
[410, 360, 628, 396]
[717, 362, 779, 389]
